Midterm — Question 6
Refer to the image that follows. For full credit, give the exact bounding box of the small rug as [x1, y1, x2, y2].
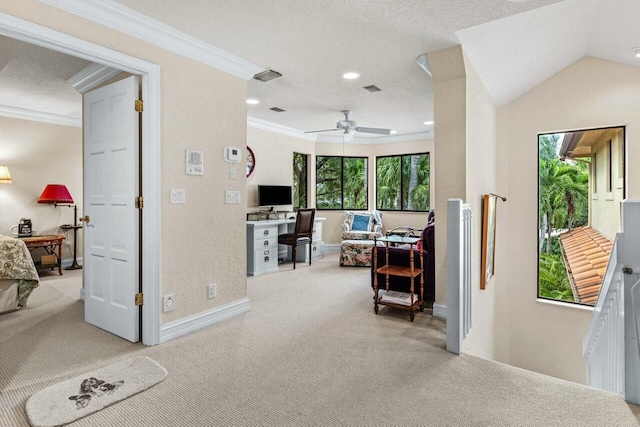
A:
[25, 356, 167, 427]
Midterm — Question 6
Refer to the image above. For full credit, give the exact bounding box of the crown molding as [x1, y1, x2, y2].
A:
[40, 0, 264, 80]
[66, 62, 121, 94]
[247, 116, 433, 144]
[247, 116, 317, 142]
[0, 105, 81, 127]
[316, 131, 434, 145]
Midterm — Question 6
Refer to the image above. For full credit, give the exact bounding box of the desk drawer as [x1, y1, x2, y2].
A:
[254, 248, 277, 271]
[256, 226, 278, 241]
[256, 236, 277, 250]
[312, 241, 323, 258]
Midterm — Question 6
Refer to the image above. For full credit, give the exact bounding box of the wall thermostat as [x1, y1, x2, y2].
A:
[224, 146, 241, 163]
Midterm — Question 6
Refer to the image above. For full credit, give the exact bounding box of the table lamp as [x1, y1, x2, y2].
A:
[38, 184, 82, 270]
[0, 166, 11, 184]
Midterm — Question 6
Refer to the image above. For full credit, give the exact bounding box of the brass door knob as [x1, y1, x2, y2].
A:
[79, 215, 90, 224]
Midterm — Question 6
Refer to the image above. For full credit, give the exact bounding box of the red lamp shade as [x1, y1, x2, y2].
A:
[38, 184, 74, 204]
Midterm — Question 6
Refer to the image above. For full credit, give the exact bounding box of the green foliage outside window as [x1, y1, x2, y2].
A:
[538, 133, 588, 303]
[293, 152, 307, 210]
[376, 153, 430, 211]
[316, 156, 368, 210]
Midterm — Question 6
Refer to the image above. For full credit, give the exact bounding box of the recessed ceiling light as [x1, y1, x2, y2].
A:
[423, 121, 434, 125]
[342, 72, 360, 80]
[390, 130, 397, 134]
[634, 48, 640, 58]
[246, 99, 260, 105]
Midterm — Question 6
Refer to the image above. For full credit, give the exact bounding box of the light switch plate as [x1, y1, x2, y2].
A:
[225, 190, 240, 204]
[229, 165, 237, 180]
[170, 189, 185, 204]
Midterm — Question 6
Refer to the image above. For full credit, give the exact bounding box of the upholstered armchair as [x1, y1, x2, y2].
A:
[339, 210, 384, 267]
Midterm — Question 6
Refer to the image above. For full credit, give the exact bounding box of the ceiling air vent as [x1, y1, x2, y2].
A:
[363, 85, 381, 92]
[253, 69, 283, 82]
[269, 107, 286, 113]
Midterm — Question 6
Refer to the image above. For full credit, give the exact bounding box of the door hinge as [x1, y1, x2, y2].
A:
[135, 99, 144, 113]
[135, 293, 144, 306]
[135, 196, 144, 209]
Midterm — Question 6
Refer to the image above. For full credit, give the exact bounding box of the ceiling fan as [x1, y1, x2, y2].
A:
[304, 110, 391, 136]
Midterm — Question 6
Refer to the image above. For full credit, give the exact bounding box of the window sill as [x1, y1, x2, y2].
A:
[536, 298, 594, 312]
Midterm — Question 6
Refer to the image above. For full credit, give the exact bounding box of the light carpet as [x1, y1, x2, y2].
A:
[1, 254, 639, 426]
[26, 356, 167, 427]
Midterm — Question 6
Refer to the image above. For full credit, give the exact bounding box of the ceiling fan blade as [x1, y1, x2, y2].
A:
[304, 128, 340, 134]
[355, 127, 391, 135]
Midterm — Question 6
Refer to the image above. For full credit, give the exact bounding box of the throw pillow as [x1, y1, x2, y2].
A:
[351, 214, 372, 231]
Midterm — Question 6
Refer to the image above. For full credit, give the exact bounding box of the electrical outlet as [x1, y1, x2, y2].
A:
[163, 294, 175, 312]
[207, 283, 216, 299]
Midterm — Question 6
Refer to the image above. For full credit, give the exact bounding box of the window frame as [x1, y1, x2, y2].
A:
[315, 155, 369, 211]
[292, 152, 308, 211]
[374, 152, 431, 213]
[536, 126, 626, 308]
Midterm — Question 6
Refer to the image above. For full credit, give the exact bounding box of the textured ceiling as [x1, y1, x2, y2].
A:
[114, 0, 562, 136]
[0, 35, 90, 118]
[457, 0, 640, 106]
[6, 0, 638, 136]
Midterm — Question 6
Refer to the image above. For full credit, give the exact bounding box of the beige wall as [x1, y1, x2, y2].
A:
[0, 117, 83, 262]
[428, 46, 467, 305]
[2, 1, 249, 324]
[461, 53, 509, 363]
[590, 128, 624, 240]
[246, 127, 315, 210]
[502, 57, 640, 384]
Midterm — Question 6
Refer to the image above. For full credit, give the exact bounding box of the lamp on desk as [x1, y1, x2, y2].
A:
[38, 184, 82, 270]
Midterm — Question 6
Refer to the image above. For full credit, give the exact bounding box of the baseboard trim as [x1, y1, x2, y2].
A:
[323, 244, 341, 253]
[433, 302, 447, 319]
[79, 288, 85, 301]
[160, 297, 250, 344]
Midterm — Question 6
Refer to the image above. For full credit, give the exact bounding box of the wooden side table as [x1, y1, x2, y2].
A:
[19, 235, 65, 275]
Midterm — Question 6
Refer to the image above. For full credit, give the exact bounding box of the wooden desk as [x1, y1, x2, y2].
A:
[20, 235, 65, 275]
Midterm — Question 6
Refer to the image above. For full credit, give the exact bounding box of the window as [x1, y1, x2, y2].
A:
[316, 156, 368, 210]
[538, 127, 625, 307]
[293, 152, 307, 210]
[376, 153, 430, 211]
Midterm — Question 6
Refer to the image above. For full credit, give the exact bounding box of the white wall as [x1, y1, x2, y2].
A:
[502, 56, 640, 384]
[0, 116, 83, 262]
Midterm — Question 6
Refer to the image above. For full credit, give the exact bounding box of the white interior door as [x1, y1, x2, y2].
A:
[83, 75, 140, 342]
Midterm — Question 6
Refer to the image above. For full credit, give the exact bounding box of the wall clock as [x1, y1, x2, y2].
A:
[246, 146, 255, 178]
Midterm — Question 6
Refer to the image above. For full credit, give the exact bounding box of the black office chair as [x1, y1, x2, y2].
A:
[278, 208, 315, 269]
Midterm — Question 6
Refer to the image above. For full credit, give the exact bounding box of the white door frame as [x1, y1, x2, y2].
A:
[0, 12, 162, 345]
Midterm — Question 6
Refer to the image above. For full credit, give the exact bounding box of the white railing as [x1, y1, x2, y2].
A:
[446, 198, 472, 355]
[583, 200, 640, 405]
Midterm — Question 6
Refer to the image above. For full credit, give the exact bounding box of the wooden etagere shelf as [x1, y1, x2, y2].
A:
[373, 235, 424, 322]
